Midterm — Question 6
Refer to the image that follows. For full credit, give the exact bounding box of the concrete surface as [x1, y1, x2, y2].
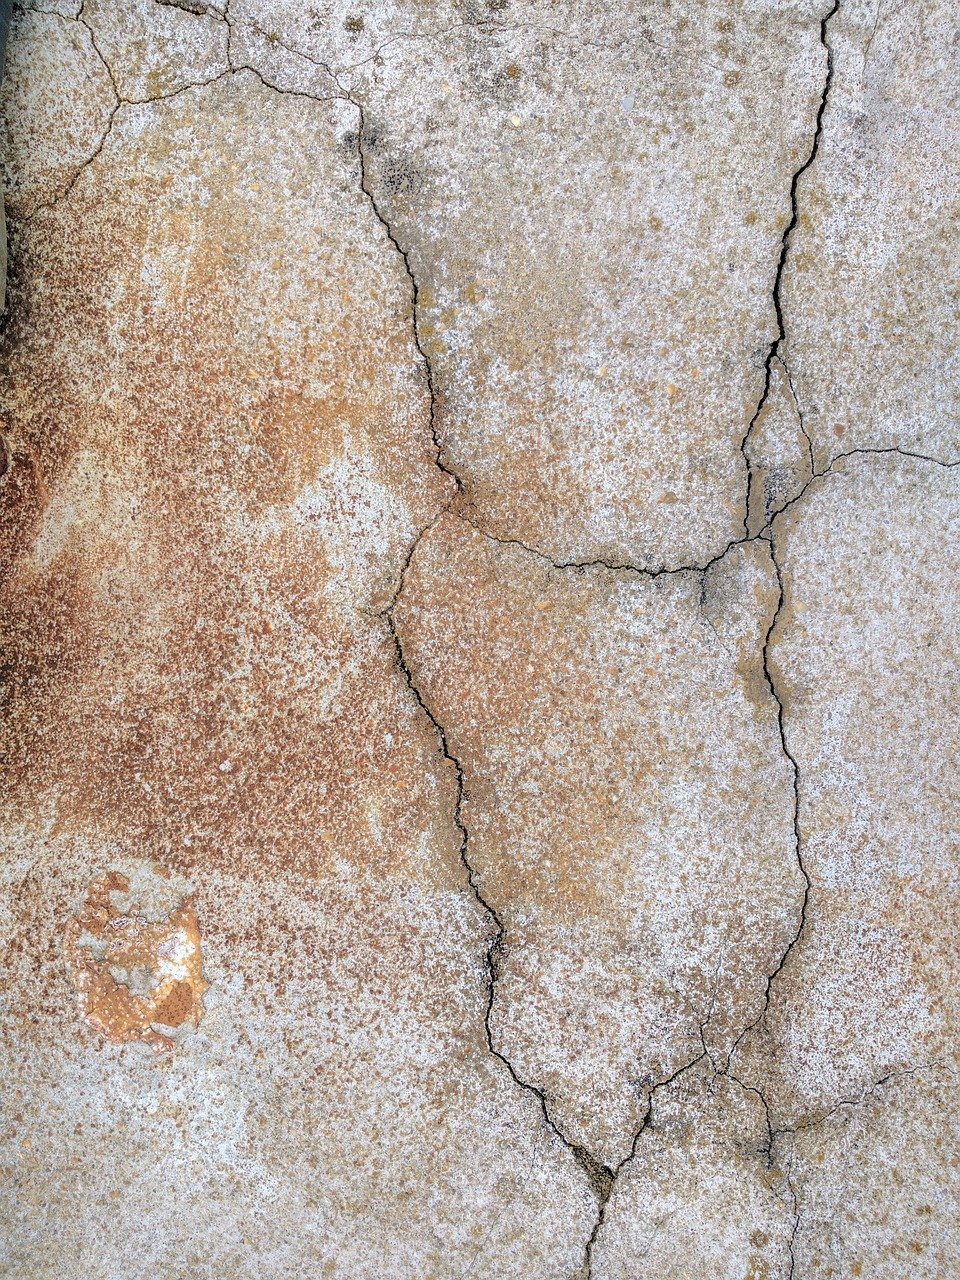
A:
[0, 2, 957, 1276]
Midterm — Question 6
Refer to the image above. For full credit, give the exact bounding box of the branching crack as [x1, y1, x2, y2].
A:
[382, 510, 717, 1276]
[376, 442, 957, 1275]
[579, 1049, 710, 1278]
[11, 4, 960, 1272]
[773, 1061, 948, 1143]
[740, 0, 839, 537]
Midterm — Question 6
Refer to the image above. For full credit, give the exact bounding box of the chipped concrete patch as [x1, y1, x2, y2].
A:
[63, 863, 207, 1052]
[0, 0, 957, 1276]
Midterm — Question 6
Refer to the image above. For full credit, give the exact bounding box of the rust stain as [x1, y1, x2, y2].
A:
[63, 869, 207, 1052]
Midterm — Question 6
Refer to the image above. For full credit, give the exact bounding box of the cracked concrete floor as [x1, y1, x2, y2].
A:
[0, 1, 957, 1276]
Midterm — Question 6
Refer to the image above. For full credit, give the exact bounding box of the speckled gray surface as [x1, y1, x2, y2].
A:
[0, 2, 957, 1277]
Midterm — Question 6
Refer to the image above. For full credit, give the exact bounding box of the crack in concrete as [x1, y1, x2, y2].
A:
[578, 1047, 714, 1279]
[778, 354, 816, 480]
[6, 4, 960, 1271]
[380, 518, 613, 1211]
[23, 106, 119, 223]
[785, 1159, 801, 1280]
[76, 0, 118, 95]
[774, 1062, 948, 1277]
[774, 1061, 950, 1143]
[154, 0, 214, 14]
[455, 512, 752, 582]
[14, 2, 121, 222]
[740, 0, 839, 539]
[722, 529, 810, 1077]
[350, 103, 464, 495]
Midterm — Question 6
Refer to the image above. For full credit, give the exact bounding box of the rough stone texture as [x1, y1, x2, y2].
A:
[0, 7, 114, 219]
[0, 0, 957, 1276]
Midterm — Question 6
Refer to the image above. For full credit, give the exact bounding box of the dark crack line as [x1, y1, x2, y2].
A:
[772, 1063, 947, 1278]
[154, 0, 214, 15]
[23, 101, 119, 222]
[382, 514, 717, 1278]
[740, 0, 839, 537]
[19, 0, 121, 222]
[76, 0, 120, 97]
[455, 512, 753, 583]
[16, 10, 958, 1270]
[769, 445, 960, 531]
[772, 1061, 948, 1143]
[347, 41, 723, 1261]
[381, 521, 609, 1203]
[723, 1063, 778, 1166]
[350, 103, 464, 495]
[581, 1049, 711, 1279]
[21, 57, 349, 222]
[777, 353, 816, 480]
[786, 1161, 801, 1280]
[458, 438, 959, 584]
[724, 531, 808, 1071]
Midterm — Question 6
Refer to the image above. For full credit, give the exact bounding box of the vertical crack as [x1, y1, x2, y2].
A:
[350, 103, 464, 495]
[349, 83, 627, 1259]
[724, 0, 839, 1085]
[726, 531, 810, 1071]
[265, 7, 851, 1272]
[741, 0, 839, 535]
[76, 0, 121, 99]
[785, 1161, 801, 1280]
[779, 353, 816, 479]
[381, 525, 613, 1209]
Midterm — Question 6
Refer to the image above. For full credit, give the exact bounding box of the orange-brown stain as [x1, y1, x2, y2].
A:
[63, 870, 207, 1053]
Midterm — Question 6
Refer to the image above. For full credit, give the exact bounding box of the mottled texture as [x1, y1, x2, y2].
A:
[1, 0, 958, 1276]
[0, 37, 593, 1277]
[63, 865, 208, 1053]
[84, 0, 229, 101]
[0, 7, 114, 218]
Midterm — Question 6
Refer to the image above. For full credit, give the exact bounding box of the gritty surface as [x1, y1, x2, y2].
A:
[0, 1, 957, 1277]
